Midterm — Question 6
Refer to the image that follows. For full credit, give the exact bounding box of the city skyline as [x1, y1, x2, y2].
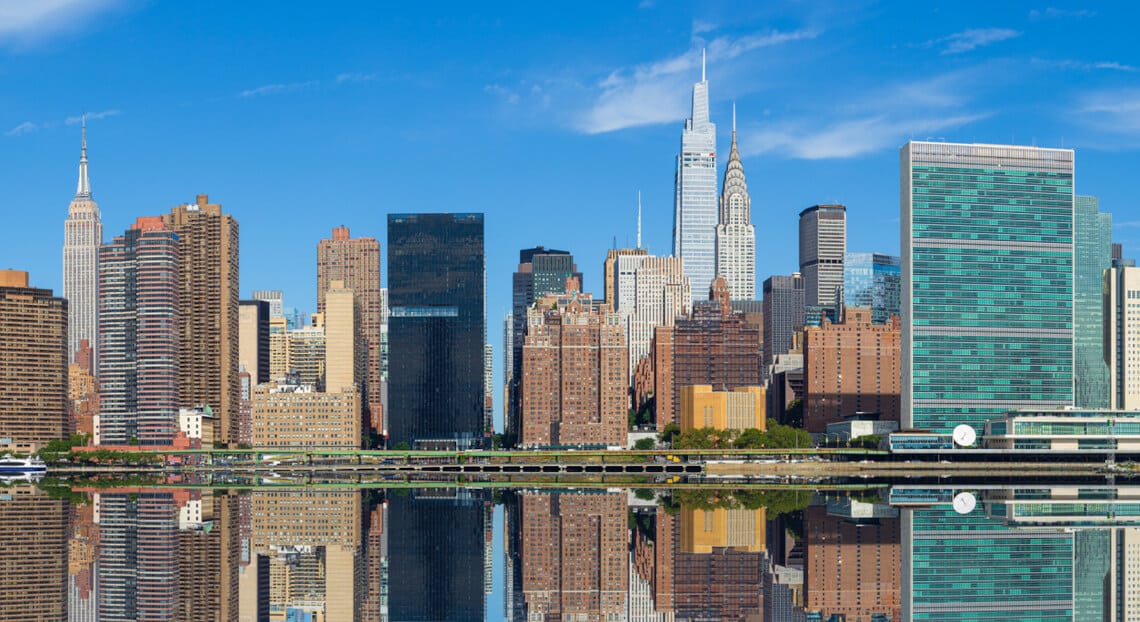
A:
[4, 2, 1140, 431]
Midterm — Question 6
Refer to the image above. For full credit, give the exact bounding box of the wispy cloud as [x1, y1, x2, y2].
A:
[4, 121, 37, 137]
[577, 28, 818, 134]
[1030, 7, 1096, 19]
[64, 109, 121, 125]
[936, 28, 1020, 55]
[1079, 89, 1140, 134]
[336, 72, 377, 84]
[0, 0, 122, 44]
[745, 114, 988, 159]
[239, 81, 319, 98]
[1035, 58, 1138, 72]
[1115, 221, 1140, 228]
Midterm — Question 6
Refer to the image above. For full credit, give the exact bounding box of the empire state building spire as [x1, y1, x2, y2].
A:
[75, 115, 91, 200]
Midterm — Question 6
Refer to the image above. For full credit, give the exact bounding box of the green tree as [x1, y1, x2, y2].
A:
[391, 441, 411, 451]
[657, 423, 681, 445]
[634, 437, 656, 450]
[784, 398, 803, 428]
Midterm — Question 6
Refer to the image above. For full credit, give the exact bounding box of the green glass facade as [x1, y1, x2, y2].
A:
[1074, 195, 1113, 408]
[905, 505, 1075, 620]
[901, 142, 1074, 435]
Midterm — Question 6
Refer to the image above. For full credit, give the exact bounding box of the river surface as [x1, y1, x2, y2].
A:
[8, 475, 1134, 621]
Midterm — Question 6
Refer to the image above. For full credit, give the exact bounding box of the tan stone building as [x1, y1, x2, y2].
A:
[163, 195, 240, 445]
[324, 280, 362, 393]
[317, 227, 384, 434]
[680, 507, 766, 554]
[0, 270, 68, 452]
[0, 485, 68, 618]
[251, 381, 361, 449]
[803, 307, 901, 433]
[679, 384, 766, 432]
[69, 339, 99, 438]
[268, 316, 290, 380]
[520, 283, 627, 448]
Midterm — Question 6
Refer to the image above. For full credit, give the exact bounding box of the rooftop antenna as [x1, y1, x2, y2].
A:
[612, 235, 617, 250]
[637, 191, 642, 250]
[701, 48, 706, 82]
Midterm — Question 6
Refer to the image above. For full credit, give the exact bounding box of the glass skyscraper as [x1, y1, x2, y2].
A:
[672, 55, 717, 301]
[844, 252, 900, 324]
[387, 213, 485, 449]
[1074, 195, 1113, 408]
[901, 142, 1074, 436]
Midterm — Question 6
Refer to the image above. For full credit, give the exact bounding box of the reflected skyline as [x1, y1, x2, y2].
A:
[7, 481, 1138, 620]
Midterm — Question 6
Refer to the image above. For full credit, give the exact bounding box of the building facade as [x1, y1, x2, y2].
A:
[1107, 263, 1140, 410]
[1075, 196, 1113, 408]
[803, 307, 901, 433]
[679, 384, 766, 432]
[902, 142, 1074, 435]
[799, 204, 846, 308]
[520, 286, 627, 448]
[673, 56, 718, 301]
[63, 122, 103, 364]
[98, 219, 180, 446]
[250, 382, 361, 449]
[613, 254, 691, 382]
[762, 273, 805, 370]
[387, 213, 485, 449]
[0, 270, 68, 452]
[715, 110, 755, 301]
[238, 299, 270, 384]
[843, 252, 900, 325]
[163, 194, 240, 445]
[317, 226, 384, 434]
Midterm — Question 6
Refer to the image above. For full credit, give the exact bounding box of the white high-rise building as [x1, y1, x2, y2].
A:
[715, 105, 755, 301]
[673, 51, 717, 302]
[63, 120, 102, 363]
[1107, 262, 1140, 410]
[613, 254, 691, 380]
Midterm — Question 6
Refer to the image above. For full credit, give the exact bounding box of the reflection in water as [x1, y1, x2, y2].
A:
[10, 482, 1140, 621]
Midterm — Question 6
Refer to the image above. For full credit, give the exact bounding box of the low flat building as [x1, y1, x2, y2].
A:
[985, 408, 1140, 451]
[179, 406, 216, 448]
[825, 413, 898, 446]
[680, 384, 766, 432]
[251, 381, 361, 449]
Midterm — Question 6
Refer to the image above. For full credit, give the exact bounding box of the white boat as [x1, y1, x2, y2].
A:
[0, 455, 46, 473]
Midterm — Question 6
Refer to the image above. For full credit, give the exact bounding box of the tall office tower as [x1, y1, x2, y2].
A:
[268, 316, 290, 380]
[843, 252, 900, 324]
[360, 500, 389, 621]
[69, 502, 101, 622]
[520, 284, 627, 448]
[503, 313, 513, 435]
[388, 213, 485, 450]
[519, 492, 628, 618]
[176, 492, 241, 622]
[1115, 242, 1124, 261]
[799, 204, 847, 307]
[655, 278, 762, 425]
[902, 503, 1074, 620]
[324, 280, 362, 393]
[762, 274, 805, 370]
[317, 226, 384, 434]
[288, 325, 326, 389]
[484, 342, 493, 435]
[804, 504, 900, 620]
[251, 289, 283, 319]
[1074, 196, 1114, 408]
[237, 369, 252, 446]
[163, 194, 240, 445]
[1107, 263, 1140, 409]
[613, 254, 692, 381]
[98, 218, 180, 446]
[803, 308, 901, 433]
[715, 107, 755, 301]
[611, 252, 688, 380]
[0, 486, 68, 619]
[63, 121, 103, 364]
[603, 247, 649, 305]
[379, 287, 389, 413]
[238, 299, 270, 384]
[388, 489, 487, 620]
[0, 270, 68, 452]
[902, 142, 1074, 435]
[99, 492, 180, 621]
[507, 247, 581, 442]
[673, 52, 718, 301]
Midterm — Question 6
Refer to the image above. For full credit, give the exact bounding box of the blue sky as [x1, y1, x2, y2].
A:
[2, 1, 1139, 428]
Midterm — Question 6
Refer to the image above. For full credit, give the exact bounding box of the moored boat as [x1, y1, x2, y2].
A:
[0, 455, 46, 473]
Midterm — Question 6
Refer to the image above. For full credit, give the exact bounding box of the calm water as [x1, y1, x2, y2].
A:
[7, 477, 1133, 621]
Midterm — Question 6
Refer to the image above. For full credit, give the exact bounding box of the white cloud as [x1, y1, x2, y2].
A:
[0, 0, 120, 43]
[4, 121, 37, 136]
[1036, 58, 1138, 72]
[336, 72, 377, 84]
[1079, 89, 1140, 133]
[484, 84, 520, 105]
[64, 109, 121, 125]
[937, 28, 1020, 55]
[1030, 8, 1095, 19]
[577, 29, 818, 134]
[239, 81, 319, 98]
[743, 113, 988, 159]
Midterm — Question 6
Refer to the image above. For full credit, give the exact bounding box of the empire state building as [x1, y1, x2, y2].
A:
[63, 120, 102, 362]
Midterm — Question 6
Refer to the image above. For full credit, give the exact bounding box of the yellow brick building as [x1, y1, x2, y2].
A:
[679, 385, 766, 432]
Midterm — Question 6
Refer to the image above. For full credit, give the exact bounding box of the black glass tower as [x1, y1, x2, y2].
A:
[388, 213, 485, 449]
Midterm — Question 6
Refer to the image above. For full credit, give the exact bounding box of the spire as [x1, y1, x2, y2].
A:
[75, 115, 91, 200]
[637, 191, 642, 249]
[701, 48, 706, 82]
[732, 101, 736, 134]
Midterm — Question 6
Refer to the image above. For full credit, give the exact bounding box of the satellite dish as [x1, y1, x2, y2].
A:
[953, 492, 976, 515]
[952, 425, 977, 447]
